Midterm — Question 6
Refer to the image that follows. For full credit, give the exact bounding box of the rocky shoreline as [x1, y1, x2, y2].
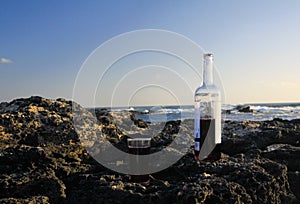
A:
[0, 96, 299, 203]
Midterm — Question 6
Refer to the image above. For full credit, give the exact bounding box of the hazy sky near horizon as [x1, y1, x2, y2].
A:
[1, 1, 300, 106]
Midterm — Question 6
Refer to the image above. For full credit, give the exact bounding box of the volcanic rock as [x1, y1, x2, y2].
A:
[0, 96, 298, 203]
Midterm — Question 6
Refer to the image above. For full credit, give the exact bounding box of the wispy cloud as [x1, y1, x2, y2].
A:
[0, 57, 13, 64]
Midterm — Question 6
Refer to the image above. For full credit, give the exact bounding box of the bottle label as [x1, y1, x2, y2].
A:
[194, 142, 200, 151]
[194, 104, 200, 139]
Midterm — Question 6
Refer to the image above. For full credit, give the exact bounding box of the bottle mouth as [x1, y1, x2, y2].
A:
[204, 53, 214, 58]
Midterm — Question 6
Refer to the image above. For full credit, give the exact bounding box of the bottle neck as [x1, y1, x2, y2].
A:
[203, 53, 214, 85]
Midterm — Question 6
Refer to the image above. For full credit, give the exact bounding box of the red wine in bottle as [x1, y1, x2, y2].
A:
[194, 119, 220, 161]
[199, 119, 215, 152]
[203, 143, 221, 162]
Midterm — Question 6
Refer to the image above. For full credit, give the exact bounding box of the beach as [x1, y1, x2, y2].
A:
[0, 96, 299, 203]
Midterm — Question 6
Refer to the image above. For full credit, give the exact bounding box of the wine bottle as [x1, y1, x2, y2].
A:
[194, 53, 221, 161]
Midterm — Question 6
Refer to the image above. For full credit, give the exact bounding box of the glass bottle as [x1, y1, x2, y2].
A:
[194, 53, 221, 161]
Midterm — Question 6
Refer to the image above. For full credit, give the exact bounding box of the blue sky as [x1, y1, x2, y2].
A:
[1, 1, 300, 106]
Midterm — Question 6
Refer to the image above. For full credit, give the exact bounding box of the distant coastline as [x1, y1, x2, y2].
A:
[92, 102, 300, 123]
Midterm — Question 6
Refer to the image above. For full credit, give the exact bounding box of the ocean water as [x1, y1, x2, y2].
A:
[105, 103, 300, 123]
[223, 103, 300, 121]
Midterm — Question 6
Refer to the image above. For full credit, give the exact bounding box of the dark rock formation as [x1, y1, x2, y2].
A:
[129, 113, 149, 128]
[262, 144, 300, 200]
[236, 105, 253, 113]
[0, 96, 298, 203]
[222, 109, 231, 114]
